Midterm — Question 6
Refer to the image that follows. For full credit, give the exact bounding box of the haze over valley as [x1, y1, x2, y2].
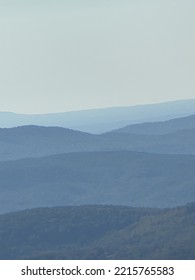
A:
[1, 99, 195, 259]
[0, 0, 194, 260]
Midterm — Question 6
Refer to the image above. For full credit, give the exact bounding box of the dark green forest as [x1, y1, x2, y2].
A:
[0, 204, 195, 260]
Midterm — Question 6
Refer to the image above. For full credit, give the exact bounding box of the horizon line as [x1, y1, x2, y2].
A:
[1, 98, 195, 115]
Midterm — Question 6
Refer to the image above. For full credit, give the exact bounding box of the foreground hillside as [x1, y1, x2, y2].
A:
[0, 204, 194, 260]
[1, 151, 195, 213]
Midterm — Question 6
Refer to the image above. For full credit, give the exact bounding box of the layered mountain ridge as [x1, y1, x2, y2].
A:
[1, 99, 195, 259]
[1, 112, 195, 161]
[1, 99, 195, 133]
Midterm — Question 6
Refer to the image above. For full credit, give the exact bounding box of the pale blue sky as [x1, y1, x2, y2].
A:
[0, 0, 194, 113]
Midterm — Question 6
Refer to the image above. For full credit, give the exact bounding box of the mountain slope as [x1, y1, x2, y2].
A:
[1, 99, 195, 133]
[1, 151, 195, 213]
[0, 125, 104, 161]
[109, 113, 195, 135]
[103, 128, 195, 154]
[2, 123, 195, 162]
[0, 204, 194, 259]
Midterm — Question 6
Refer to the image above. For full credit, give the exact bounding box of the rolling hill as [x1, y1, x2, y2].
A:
[0, 125, 103, 161]
[103, 128, 195, 154]
[1, 120, 195, 162]
[109, 113, 195, 135]
[0, 204, 194, 260]
[1, 151, 195, 213]
[0, 101, 195, 260]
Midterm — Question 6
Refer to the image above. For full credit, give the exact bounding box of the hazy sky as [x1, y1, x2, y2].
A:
[0, 0, 194, 113]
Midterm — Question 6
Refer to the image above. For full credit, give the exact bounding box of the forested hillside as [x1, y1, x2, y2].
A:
[0, 204, 194, 260]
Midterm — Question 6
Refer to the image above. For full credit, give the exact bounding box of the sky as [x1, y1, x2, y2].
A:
[0, 0, 194, 113]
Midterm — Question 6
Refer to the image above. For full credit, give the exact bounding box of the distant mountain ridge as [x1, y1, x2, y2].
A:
[1, 112, 195, 161]
[1, 99, 195, 133]
[1, 99, 195, 261]
[109, 113, 195, 135]
[0, 125, 101, 161]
